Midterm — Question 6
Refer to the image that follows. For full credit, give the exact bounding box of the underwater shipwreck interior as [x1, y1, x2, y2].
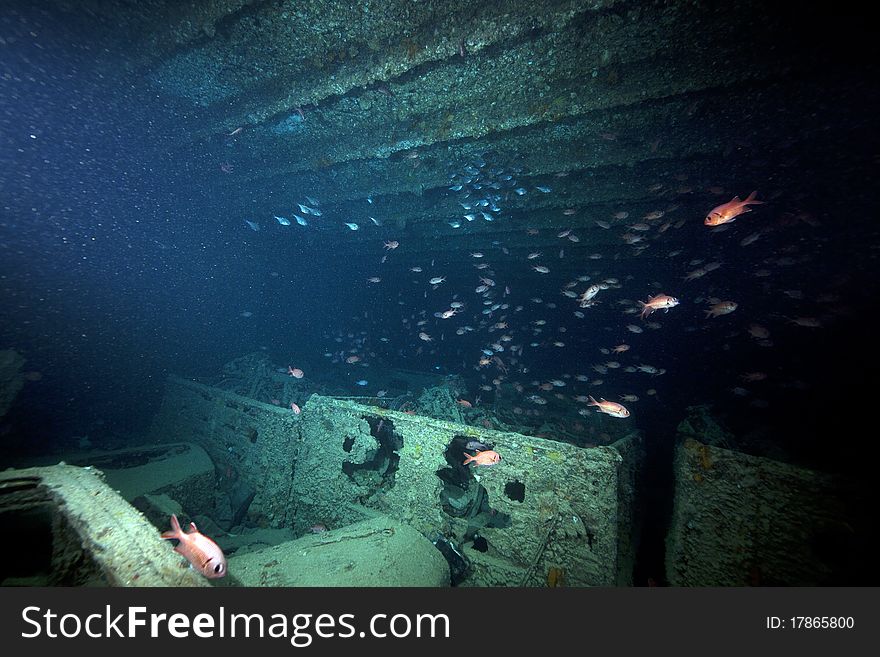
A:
[0, 1, 877, 586]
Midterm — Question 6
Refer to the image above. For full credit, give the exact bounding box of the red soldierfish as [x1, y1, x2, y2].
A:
[161, 514, 227, 579]
[587, 396, 630, 418]
[463, 450, 501, 466]
[638, 293, 679, 319]
[704, 191, 763, 226]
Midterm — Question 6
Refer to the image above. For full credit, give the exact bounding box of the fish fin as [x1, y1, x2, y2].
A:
[462, 452, 474, 465]
[189, 522, 199, 533]
[587, 395, 598, 406]
[744, 190, 763, 204]
[161, 514, 182, 540]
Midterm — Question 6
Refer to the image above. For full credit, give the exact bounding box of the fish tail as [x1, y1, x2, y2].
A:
[587, 395, 598, 406]
[744, 190, 763, 205]
[462, 452, 474, 465]
[161, 514, 182, 540]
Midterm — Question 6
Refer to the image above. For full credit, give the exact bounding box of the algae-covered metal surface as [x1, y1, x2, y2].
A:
[295, 395, 644, 586]
[150, 375, 300, 528]
[666, 437, 865, 586]
[149, 376, 644, 586]
[230, 515, 449, 587]
[0, 464, 208, 587]
[86, 442, 215, 510]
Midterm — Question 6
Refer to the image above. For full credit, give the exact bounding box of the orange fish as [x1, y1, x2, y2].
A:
[704, 191, 763, 226]
[290, 402, 301, 414]
[287, 366, 304, 378]
[638, 293, 679, 319]
[587, 395, 630, 418]
[457, 399, 473, 408]
[463, 450, 501, 466]
[160, 514, 227, 579]
[705, 300, 738, 318]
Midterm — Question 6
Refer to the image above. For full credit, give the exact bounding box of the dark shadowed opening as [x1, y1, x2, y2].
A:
[341, 416, 402, 489]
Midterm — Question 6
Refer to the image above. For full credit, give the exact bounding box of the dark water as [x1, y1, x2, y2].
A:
[1, 2, 878, 584]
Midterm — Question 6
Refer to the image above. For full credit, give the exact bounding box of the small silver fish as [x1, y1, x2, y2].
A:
[275, 216, 291, 226]
[294, 215, 308, 226]
[298, 203, 322, 216]
[345, 223, 359, 231]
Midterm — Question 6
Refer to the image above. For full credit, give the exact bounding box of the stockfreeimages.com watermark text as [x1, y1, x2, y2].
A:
[21, 605, 451, 647]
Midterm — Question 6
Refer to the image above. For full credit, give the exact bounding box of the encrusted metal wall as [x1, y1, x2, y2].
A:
[665, 437, 865, 586]
[149, 375, 301, 528]
[149, 376, 644, 586]
[295, 396, 643, 586]
[0, 464, 208, 587]
[52, 0, 859, 270]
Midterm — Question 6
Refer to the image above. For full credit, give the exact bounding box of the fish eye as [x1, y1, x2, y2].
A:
[214, 564, 224, 574]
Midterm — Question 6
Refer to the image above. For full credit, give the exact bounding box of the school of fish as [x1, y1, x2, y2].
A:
[232, 150, 836, 463]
